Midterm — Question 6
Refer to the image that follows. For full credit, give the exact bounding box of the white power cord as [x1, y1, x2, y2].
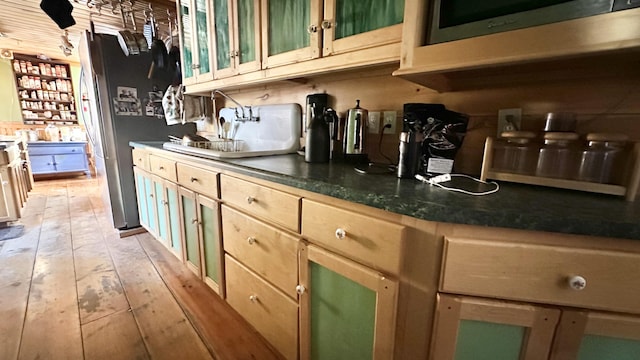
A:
[415, 173, 500, 196]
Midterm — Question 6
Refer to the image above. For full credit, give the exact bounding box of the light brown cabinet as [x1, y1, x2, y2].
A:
[394, 1, 640, 92]
[430, 236, 640, 359]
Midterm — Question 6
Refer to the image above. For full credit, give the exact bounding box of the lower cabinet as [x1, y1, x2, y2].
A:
[28, 141, 88, 176]
[431, 236, 640, 360]
[299, 244, 398, 360]
[179, 186, 224, 296]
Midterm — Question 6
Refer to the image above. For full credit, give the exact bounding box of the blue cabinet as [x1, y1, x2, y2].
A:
[28, 141, 89, 176]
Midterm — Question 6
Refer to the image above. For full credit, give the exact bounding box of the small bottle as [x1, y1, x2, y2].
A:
[536, 132, 580, 179]
[577, 133, 628, 184]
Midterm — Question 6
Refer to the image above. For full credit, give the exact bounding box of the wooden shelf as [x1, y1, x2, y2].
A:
[393, 7, 640, 92]
[480, 137, 640, 201]
[14, 71, 72, 81]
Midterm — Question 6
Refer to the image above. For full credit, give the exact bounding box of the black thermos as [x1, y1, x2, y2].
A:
[397, 131, 421, 178]
[305, 93, 330, 163]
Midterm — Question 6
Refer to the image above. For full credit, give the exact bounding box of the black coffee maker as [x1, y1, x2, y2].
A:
[305, 93, 338, 163]
[397, 103, 469, 178]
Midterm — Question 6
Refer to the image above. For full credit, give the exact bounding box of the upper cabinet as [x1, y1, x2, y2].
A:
[212, 0, 261, 78]
[179, 0, 215, 85]
[393, 1, 640, 92]
[180, 0, 405, 90]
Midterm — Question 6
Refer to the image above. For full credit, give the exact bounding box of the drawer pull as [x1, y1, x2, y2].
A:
[296, 285, 306, 295]
[568, 275, 587, 291]
[246, 196, 255, 204]
[249, 295, 258, 302]
[247, 236, 256, 245]
[159, 166, 165, 170]
[190, 177, 198, 183]
[335, 228, 346, 240]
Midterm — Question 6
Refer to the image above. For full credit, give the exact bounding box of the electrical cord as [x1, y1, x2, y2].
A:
[353, 123, 397, 174]
[415, 173, 500, 196]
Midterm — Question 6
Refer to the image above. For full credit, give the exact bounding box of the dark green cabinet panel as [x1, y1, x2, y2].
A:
[153, 180, 169, 243]
[455, 320, 525, 360]
[578, 335, 640, 360]
[195, 0, 211, 74]
[181, 194, 200, 269]
[267, 0, 310, 55]
[179, 0, 193, 78]
[214, 0, 232, 70]
[200, 201, 220, 283]
[310, 261, 375, 360]
[237, 0, 257, 64]
[334, 0, 404, 39]
[134, 172, 149, 228]
[167, 186, 181, 255]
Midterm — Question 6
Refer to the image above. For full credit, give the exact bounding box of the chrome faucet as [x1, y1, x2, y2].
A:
[212, 89, 259, 122]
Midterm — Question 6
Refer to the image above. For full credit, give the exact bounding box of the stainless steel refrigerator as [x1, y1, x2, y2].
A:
[78, 31, 196, 230]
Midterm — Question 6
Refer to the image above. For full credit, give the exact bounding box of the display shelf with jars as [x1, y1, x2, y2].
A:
[11, 54, 78, 125]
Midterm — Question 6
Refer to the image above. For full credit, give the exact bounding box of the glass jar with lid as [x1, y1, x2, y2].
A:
[577, 133, 628, 184]
[536, 132, 580, 179]
[45, 123, 60, 142]
[492, 131, 539, 175]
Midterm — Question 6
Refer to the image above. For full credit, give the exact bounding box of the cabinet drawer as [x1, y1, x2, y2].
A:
[28, 144, 85, 155]
[222, 205, 300, 299]
[441, 238, 640, 314]
[301, 199, 405, 275]
[176, 163, 219, 199]
[132, 148, 149, 171]
[148, 155, 176, 182]
[225, 255, 298, 360]
[220, 175, 300, 232]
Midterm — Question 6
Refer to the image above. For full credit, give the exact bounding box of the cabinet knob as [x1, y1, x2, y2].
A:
[321, 20, 332, 29]
[249, 295, 258, 302]
[307, 24, 318, 34]
[149, 194, 154, 198]
[190, 177, 198, 183]
[246, 196, 255, 204]
[161, 200, 167, 205]
[159, 166, 164, 170]
[568, 275, 587, 291]
[191, 218, 199, 224]
[335, 228, 346, 240]
[296, 285, 306, 295]
[247, 236, 256, 245]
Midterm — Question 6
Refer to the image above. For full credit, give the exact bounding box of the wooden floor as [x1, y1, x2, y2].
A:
[0, 176, 282, 360]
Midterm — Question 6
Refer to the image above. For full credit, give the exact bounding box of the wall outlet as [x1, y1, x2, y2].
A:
[368, 111, 381, 134]
[383, 111, 397, 134]
[497, 108, 522, 137]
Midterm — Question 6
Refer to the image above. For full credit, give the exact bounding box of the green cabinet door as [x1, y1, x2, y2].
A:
[133, 169, 149, 229]
[153, 177, 169, 246]
[198, 195, 224, 296]
[179, 187, 200, 275]
[213, 0, 232, 73]
[431, 295, 560, 360]
[237, 0, 258, 66]
[166, 183, 182, 260]
[179, 0, 194, 79]
[143, 175, 158, 235]
[300, 245, 398, 359]
[266, 0, 310, 55]
[333, 0, 404, 39]
[194, 0, 212, 76]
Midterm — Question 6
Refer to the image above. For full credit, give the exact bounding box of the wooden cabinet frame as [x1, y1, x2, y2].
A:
[430, 294, 560, 360]
[299, 244, 398, 360]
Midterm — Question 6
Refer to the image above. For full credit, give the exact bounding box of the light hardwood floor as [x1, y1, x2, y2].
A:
[0, 176, 282, 360]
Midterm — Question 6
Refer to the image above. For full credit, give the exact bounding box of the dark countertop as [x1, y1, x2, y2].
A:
[131, 141, 640, 241]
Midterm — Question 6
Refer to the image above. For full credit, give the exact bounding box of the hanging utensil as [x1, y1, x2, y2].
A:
[142, 5, 153, 49]
[116, 1, 139, 56]
[129, 10, 149, 52]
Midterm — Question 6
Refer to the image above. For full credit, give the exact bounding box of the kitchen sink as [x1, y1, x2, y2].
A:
[163, 103, 301, 159]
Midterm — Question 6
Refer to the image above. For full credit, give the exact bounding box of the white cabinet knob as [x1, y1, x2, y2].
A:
[247, 236, 256, 245]
[246, 196, 255, 204]
[335, 228, 346, 240]
[296, 285, 306, 295]
[568, 275, 587, 291]
[190, 177, 198, 183]
[249, 295, 258, 302]
[191, 218, 199, 225]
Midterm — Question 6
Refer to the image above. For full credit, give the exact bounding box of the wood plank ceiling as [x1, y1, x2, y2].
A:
[0, 0, 176, 64]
